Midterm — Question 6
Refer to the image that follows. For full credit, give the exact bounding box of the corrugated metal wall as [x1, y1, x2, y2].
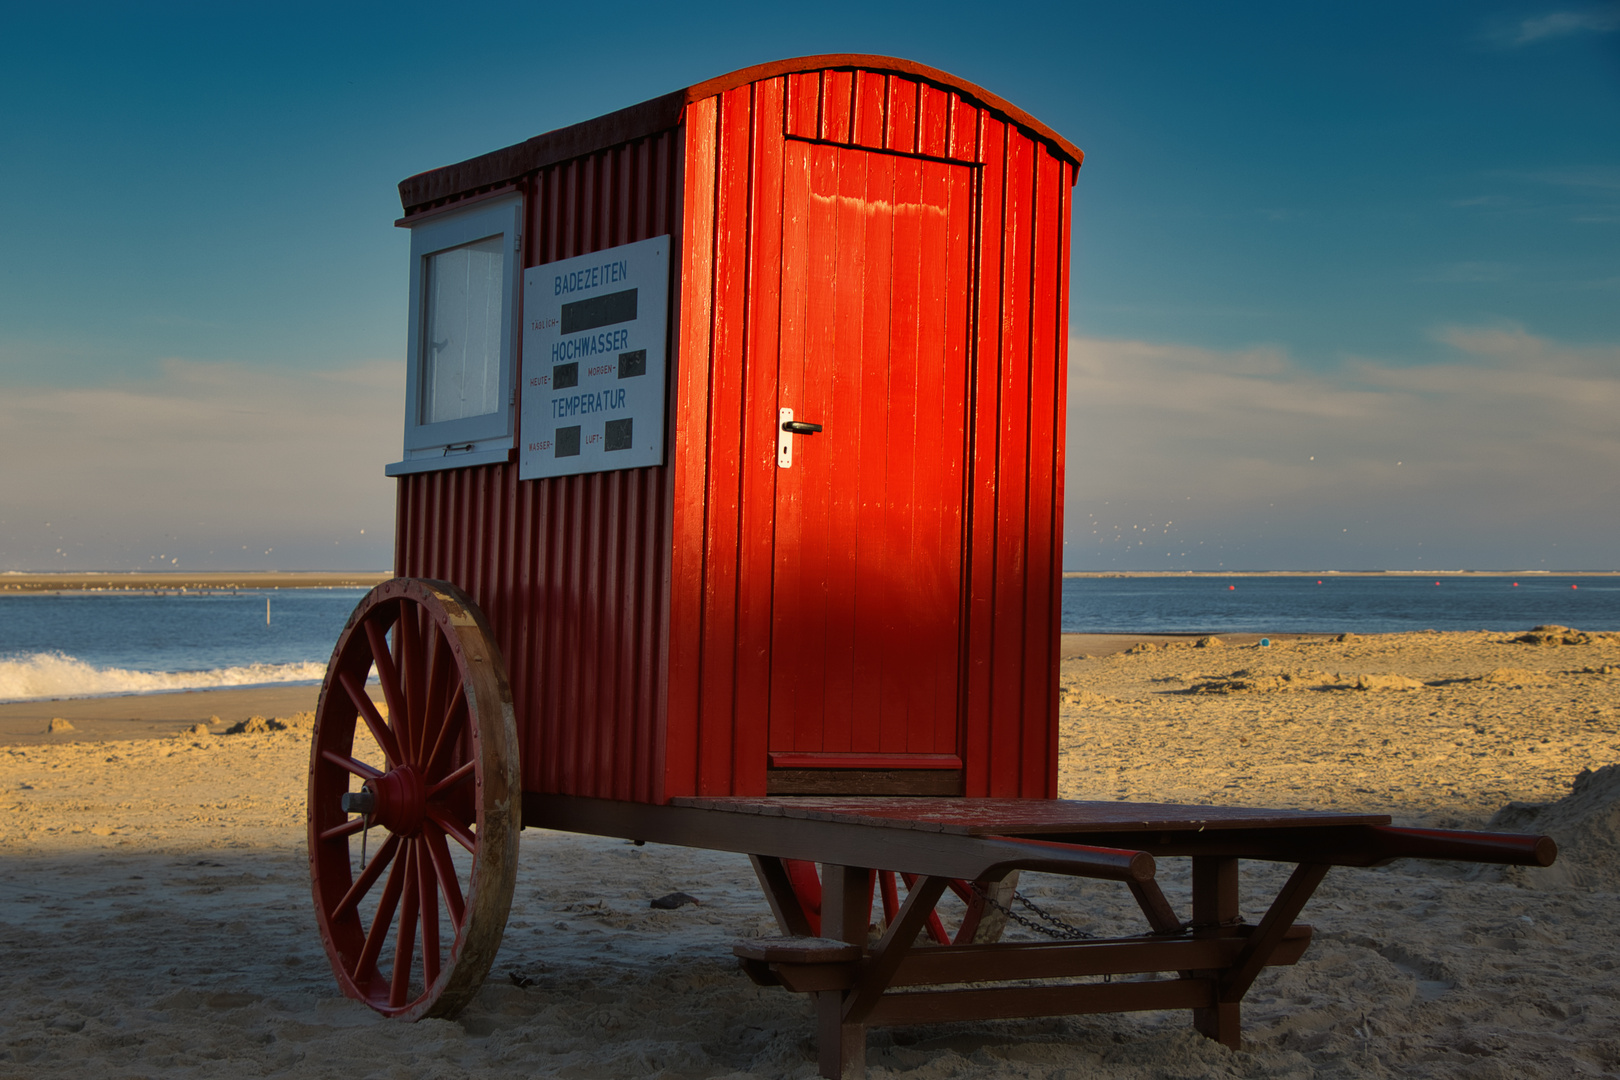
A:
[396, 130, 681, 803]
[396, 62, 1074, 804]
[666, 68, 1073, 800]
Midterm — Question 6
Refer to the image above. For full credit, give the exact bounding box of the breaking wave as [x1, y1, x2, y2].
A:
[0, 651, 328, 703]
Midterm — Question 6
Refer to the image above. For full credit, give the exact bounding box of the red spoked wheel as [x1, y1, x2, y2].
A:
[782, 860, 1018, 945]
[307, 579, 520, 1020]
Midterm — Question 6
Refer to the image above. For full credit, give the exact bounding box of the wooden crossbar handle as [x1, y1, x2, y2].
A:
[976, 834, 1156, 884]
[1367, 825, 1557, 867]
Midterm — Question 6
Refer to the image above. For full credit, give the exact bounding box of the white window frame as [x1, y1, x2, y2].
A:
[386, 194, 522, 476]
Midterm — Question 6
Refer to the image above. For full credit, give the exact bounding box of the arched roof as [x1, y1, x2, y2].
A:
[399, 54, 1082, 213]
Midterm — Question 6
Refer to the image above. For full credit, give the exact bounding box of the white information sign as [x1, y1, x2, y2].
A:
[519, 236, 670, 480]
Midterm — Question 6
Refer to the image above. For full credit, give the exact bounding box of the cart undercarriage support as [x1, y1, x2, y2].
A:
[526, 794, 1555, 1080]
[739, 856, 1323, 1078]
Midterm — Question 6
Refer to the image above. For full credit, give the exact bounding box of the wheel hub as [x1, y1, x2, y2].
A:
[364, 763, 427, 836]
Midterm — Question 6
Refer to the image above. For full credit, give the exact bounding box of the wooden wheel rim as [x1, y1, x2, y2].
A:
[307, 578, 519, 1020]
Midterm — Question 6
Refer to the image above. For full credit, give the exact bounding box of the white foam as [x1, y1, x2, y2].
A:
[0, 651, 328, 703]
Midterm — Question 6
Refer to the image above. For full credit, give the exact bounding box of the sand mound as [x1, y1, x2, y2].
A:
[1513, 625, 1593, 646]
[1186, 670, 1340, 694]
[1183, 670, 1427, 694]
[224, 710, 314, 735]
[1489, 764, 1620, 892]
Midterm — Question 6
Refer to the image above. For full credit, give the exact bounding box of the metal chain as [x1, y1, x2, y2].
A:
[971, 883, 1193, 944]
[971, 882, 1097, 941]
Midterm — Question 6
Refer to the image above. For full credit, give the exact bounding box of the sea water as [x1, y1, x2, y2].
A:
[1, 577, 1615, 703]
[0, 589, 365, 702]
[1062, 575, 1620, 635]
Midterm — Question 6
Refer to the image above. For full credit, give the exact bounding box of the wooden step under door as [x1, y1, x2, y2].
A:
[767, 139, 976, 795]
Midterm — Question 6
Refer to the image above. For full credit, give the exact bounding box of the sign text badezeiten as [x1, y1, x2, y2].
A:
[519, 236, 670, 479]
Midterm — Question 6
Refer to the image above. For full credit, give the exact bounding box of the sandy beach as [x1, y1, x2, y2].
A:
[2, 627, 1617, 1078]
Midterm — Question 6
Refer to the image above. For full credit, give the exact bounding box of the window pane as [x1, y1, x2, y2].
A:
[422, 235, 505, 425]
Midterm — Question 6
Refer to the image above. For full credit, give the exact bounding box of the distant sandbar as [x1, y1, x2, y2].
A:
[0, 571, 391, 593]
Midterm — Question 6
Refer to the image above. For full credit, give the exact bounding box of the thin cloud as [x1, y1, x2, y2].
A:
[1067, 326, 1620, 569]
[0, 358, 401, 570]
[1498, 7, 1620, 46]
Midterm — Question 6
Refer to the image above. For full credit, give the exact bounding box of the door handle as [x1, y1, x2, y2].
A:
[778, 408, 823, 469]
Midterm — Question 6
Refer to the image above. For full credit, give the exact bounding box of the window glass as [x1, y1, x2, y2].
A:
[422, 235, 505, 425]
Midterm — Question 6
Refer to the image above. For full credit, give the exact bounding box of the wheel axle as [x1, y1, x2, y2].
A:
[367, 765, 427, 836]
[340, 772, 426, 835]
[342, 790, 377, 815]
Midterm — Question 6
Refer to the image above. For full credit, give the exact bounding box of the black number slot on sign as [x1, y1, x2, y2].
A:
[561, 289, 638, 334]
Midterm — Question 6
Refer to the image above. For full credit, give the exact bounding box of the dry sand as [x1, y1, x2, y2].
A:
[0, 685, 322, 747]
[3, 628, 1619, 1078]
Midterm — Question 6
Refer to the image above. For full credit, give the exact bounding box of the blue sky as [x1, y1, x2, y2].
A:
[2, 1, 1616, 571]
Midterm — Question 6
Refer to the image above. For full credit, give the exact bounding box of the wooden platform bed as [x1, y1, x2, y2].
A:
[531, 795, 1556, 1079]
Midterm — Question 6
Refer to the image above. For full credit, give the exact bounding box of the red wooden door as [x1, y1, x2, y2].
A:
[767, 140, 976, 773]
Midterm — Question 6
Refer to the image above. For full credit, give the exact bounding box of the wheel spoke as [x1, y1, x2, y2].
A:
[400, 605, 425, 763]
[427, 806, 478, 854]
[319, 816, 368, 842]
[954, 893, 986, 946]
[354, 844, 409, 982]
[423, 682, 467, 780]
[878, 871, 900, 924]
[784, 859, 823, 936]
[417, 629, 451, 765]
[426, 759, 475, 798]
[340, 669, 403, 768]
[390, 605, 413, 760]
[332, 832, 402, 921]
[321, 747, 383, 781]
[364, 617, 410, 763]
[390, 844, 420, 1008]
[422, 823, 467, 932]
[417, 838, 441, 988]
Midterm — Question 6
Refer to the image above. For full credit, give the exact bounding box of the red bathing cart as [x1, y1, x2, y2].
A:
[307, 56, 1554, 1078]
